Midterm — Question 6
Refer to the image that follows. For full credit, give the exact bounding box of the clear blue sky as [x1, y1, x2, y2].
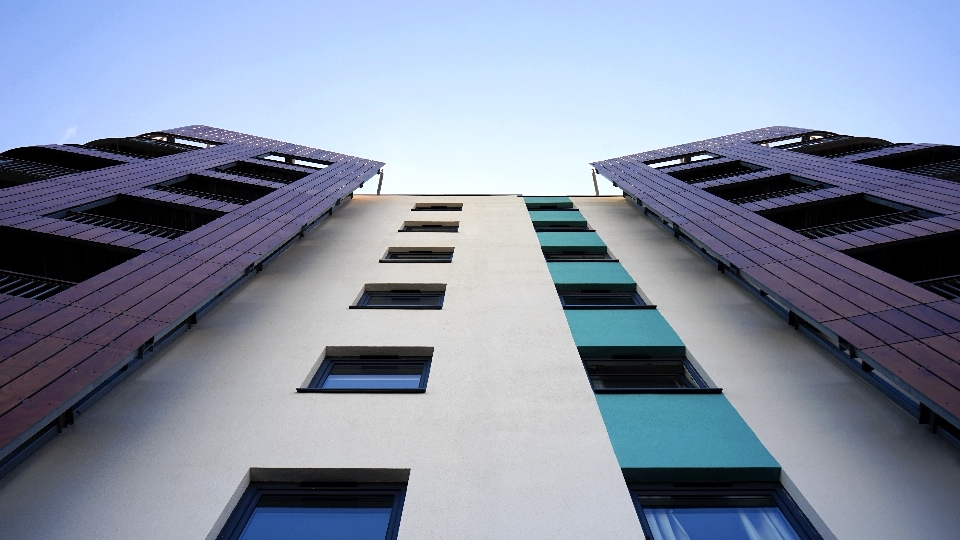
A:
[2, 0, 958, 195]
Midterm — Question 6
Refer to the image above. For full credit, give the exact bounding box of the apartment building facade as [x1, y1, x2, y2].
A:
[0, 127, 958, 539]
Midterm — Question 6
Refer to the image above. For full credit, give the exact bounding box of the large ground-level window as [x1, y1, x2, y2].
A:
[217, 482, 406, 540]
[631, 483, 822, 540]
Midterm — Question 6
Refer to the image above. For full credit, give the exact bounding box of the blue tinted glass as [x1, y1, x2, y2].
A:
[323, 375, 422, 389]
[643, 507, 801, 540]
[239, 507, 392, 540]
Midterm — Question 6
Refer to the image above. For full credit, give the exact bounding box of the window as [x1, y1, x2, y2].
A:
[214, 161, 310, 184]
[631, 483, 822, 540]
[258, 152, 332, 169]
[543, 249, 615, 262]
[152, 174, 275, 205]
[412, 202, 462, 211]
[399, 221, 459, 233]
[667, 161, 766, 184]
[703, 175, 834, 205]
[380, 248, 454, 263]
[49, 195, 225, 239]
[582, 357, 711, 392]
[757, 194, 938, 239]
[216, 482, 406, 540]
[645, 152, 720, 169]
[533, 224, 593, 232]
[352, 285, 445, 309]
[559, 290, 646, 308]
[300, 356, 431, 392]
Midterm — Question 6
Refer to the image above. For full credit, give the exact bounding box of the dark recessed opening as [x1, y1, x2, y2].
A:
[214, 161, 310, 184]
[0, 147, 124, 188]
[583, 357, 708, 391]
[844, 231, 960, 300]
[757, 194, 937, 239]
[543, 250, 614, 261]
[0, 226, 142, 300]
[667, 161, 766, 184]
[559, 290, 645, 308]
[380, 249, 454, 263]
[399, 222, 459, 233]
[83, 137, 196, 159]
[704, 174, 834, 205]
[153, 174, 275, 205]
[534, 224, 593, 232]
[412, 203, 463, 211]
[353, 290, 444, 309]
[52, 195, 225, 239]
[857, 146, 960, 181]
[788, 137, 893, 158]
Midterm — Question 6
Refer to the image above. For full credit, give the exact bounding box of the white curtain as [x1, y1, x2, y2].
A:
[644, 508, 800, 540]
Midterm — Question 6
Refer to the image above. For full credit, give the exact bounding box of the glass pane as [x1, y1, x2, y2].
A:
[240, 507, 392, 540]
[643, 507, 801, 540]
[323, 374, 422, 389]
[586, 361, 696, 389]
[365, 294, 440, 306]
[590, 374, 690, 389]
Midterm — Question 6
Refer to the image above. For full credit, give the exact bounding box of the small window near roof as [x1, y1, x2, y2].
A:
[583, 357, 713, 392]
[216, 481, 406, 540]
[399, 221, 459, 232]
[301, 356, 431, 392]
[351, 284, 445, 309]
[412, 202, 462, 211]
[631, 483, 822, 540]
[559, 290, 647, 308]
[380, 247, 454, 263]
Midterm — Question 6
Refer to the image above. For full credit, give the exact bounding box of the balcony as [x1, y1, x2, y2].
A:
[757, 194, 938, 239]
[857, 146, 960, 181]
[0, 226, 141, 300]
[666, 160, 766, 184]
[51, 196, 225, 239]
[152, 174, 276, 205]
[844, 231, 960, 300]
[83, 137, 199, 159]
[0, 147, 124, 188]
[214, 161, 310, 184]
[703, 174, 835, 205]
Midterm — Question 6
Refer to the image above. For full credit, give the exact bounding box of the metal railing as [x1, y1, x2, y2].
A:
[796, 211, 921, 239]
[0, 269, 75, 300]
[62, 211, 187, 239]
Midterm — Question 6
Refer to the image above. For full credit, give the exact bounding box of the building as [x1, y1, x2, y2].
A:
[0, 126, 958, 539]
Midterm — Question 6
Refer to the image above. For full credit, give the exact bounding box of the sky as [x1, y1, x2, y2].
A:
[1, 0, 958, 196]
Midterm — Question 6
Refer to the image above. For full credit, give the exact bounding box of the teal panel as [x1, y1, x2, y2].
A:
[547, 262, 636, 291]
[596, 393, 780, 482]
[523, 196, 574, 209]
[537, 231, 607, 252]
[528, 210, 587, 226]
[564, 309, 684, 355]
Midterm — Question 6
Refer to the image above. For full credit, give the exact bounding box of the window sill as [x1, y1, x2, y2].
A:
[378, 259, 452, 263]
[349, 305, 443, 310]
[592, 388, 723, 394]
[563, 305, 658, 310]
[296, 388, 427, 393]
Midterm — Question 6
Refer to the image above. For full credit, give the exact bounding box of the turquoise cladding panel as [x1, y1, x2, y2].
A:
[537, 232, 607, 252]
[565, 309, 685, 355]
[596, 393, 781, 482]
[528, 210, 587, 226]
[547, 262, 636, 291]
[524, 196, 574, 209]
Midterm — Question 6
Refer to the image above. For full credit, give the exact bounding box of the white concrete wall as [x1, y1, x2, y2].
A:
[574, 195, 960, 540]
[0, 195, 644, 539]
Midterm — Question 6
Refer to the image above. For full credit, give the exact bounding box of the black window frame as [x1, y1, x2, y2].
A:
[533, 224, 594, 232]
[412, 203, 463, 211]
[630, 482, 823, 540]
[582, 356, 718, 393]
[351, 289, 445, 309]
[216, 481, 407, 540]
[543, 250, 617, 262]
[559, 290, 651, 309]
[299, 356, 432, 393]
[399, 222, 459, 233]
[380, 248, 454, 263]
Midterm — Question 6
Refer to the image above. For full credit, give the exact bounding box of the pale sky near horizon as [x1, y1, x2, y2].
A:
[2, 0, 958, 196]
